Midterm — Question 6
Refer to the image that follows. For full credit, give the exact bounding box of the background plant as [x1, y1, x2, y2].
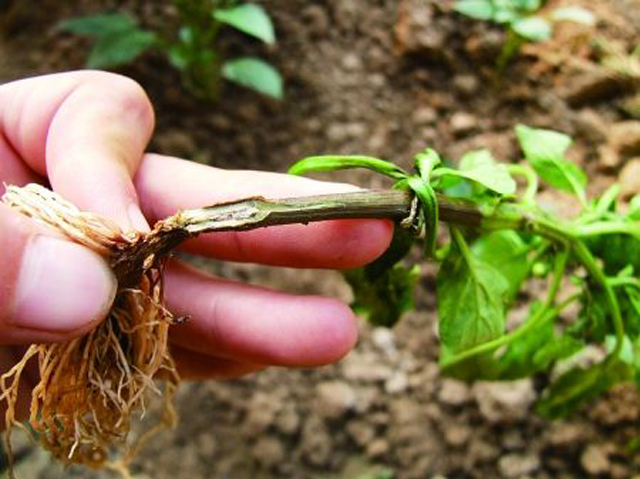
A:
[453, 0, 595, 70]
[59, 0, 282, 100]
[290, 124, 640, 420]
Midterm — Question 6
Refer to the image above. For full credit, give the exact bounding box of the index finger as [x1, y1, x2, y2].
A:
[0, 70, 154, 231]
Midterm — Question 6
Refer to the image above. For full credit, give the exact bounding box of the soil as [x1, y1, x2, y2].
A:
[2, 0, 640, 478]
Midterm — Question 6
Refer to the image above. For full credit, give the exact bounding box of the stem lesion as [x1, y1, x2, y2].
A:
[110, 189, 486, 285]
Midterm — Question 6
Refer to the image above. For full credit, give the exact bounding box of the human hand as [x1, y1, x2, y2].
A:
[0, 70, 392, 381]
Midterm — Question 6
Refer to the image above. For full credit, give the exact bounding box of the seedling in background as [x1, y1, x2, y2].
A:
[290, 124, 640, 419]
[453, 0, 595, 70]
[59, 1, 283, 100]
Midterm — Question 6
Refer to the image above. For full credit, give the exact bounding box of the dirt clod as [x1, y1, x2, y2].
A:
[619, 157, 640, 198]
[610, 121, 640, 157]
[252, 437, 285, 468]
[438, 378, 472, 407]
[315, 381, 357, 419]
[473, 379, 536, 423]
[498, 452, 541, 478]
[581, 443, 612, 476]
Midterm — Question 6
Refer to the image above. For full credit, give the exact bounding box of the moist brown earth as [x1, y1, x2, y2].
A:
[2, 0, 640, 478]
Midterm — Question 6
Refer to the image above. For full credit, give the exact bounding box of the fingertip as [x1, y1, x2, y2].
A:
[224, 295, 359, 367]
[332, 219, 395, 269]
[303, 297, 359, 365]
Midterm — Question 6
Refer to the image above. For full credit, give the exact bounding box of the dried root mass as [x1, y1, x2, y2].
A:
[0, 184, 181, 473]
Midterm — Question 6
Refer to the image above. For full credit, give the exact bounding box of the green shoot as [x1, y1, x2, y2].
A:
[453, 0, 595, 70]
[59, 1, 283, 100]
[290, 124, 640, 419]
[58, 13, 158, 69]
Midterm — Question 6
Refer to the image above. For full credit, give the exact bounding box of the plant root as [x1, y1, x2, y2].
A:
[1, 184, 181, 476]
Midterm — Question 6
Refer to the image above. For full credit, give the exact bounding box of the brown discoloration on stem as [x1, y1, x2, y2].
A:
[111, 189, 485, 287]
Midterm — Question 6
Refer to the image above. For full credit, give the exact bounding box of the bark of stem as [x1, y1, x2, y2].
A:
[111, 189, 485, 286]
[180, 189, 484, 232]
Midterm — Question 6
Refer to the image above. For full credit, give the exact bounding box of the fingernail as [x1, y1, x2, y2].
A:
[12, 237, 117, 332]
[128, 203, 150, 233]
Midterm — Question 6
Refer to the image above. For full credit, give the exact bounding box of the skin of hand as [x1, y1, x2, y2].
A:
[0, 70, 393, 386]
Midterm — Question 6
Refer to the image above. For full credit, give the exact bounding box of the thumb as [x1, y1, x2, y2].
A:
[0, 203, 116, 344]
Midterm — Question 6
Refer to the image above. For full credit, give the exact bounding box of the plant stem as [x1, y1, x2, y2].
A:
[177, 190, 497, 233]
[577, 222, 640, 239]
[450, 227, 473, 264]
[608, 277, 640, 289]
[508, 164, 538, 206]
[572, 241, 626, 359]
[177, 190, 578, 242]
[110, 188, 596, 288]
[112, 189, 485, 285]
[441, 292, 581, 369]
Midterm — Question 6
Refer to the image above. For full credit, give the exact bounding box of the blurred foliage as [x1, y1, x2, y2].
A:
[453, 0, 595, 69]
[59, 0, 283, 100]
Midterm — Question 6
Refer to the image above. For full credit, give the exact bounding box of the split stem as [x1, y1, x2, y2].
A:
[178, 189, 485, 233]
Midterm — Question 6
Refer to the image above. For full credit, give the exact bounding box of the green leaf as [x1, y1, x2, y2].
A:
[515, 124, 587, 201]
[621, 287, 640, 339]
[168, 26, 197, 70]
[441, 349, 501, 381]
[459, 149, 517, 195]
[497, 303, 553, 379]
[87, 29, 157, 69]
[496, 302, 583, 380]
[585, 233, 640, 274]
[517, 0, 543, 11]
[593, 183, 620, 216]
[168, 44, 190, 70]
[454, 0, 495, 20]
[289, 155, 408, 179]
[533, 334, 584, 368]
[59, 12, 138, 37]
[572, 289, 612, 342]
[214, 3, 275, 44]
[551, 7, 596, 25]
[511, 16, 552, 42]
[437, 237, 509, 354]
[222, 57, 283, 99]
[537, 361, 632, 418]
[472, 230, 531, 300]
[59, 13, 156, 69]
[495, 9, 520, 24]
[434, 149, 517, 195]
[346, 264, 420, 328]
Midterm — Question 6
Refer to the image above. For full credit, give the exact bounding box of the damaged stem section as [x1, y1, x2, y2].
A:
[112, 189, 488, 286]
[178, 189, 486, 232]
